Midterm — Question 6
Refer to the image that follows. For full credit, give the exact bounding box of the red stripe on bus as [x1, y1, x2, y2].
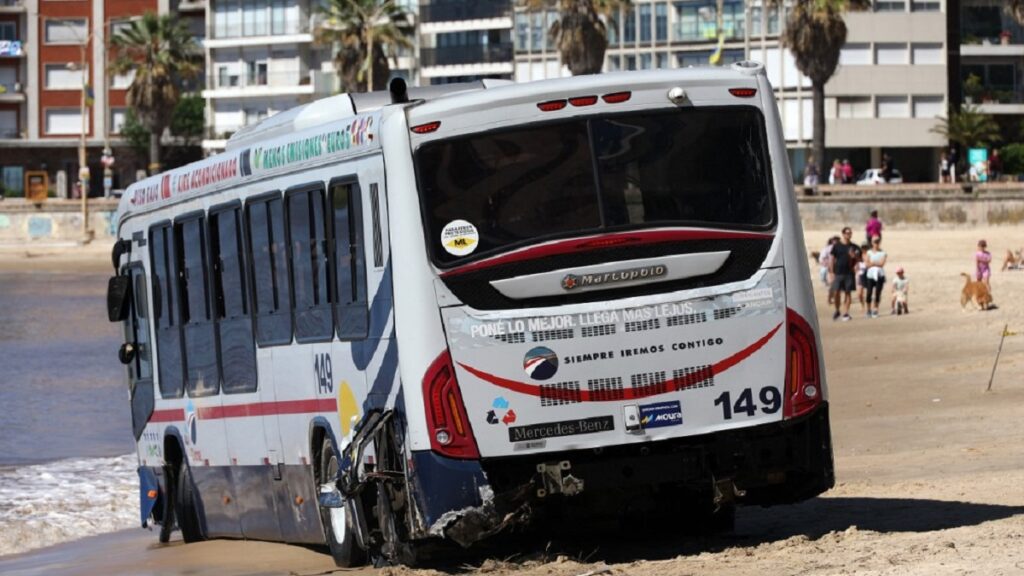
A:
[440, 229, 774, 278]
[196, 398, 337, 420]
[457, 322, 782, 402]
[150, 409, 185, 422]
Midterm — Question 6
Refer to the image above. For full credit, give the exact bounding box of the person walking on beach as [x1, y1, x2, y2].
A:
[842, 159, 854, 184]
[865, 236, 887, 318]
[820, 236, 838, 290]
[976, 239, 992, 288]
[891, 267, 909, 315]
[856, 242, 869, 311]
[940, 152, 950, 183]
[830, 227, 861, 321]
[865, 210, 883, 246]
[990, 149, 1003, 182]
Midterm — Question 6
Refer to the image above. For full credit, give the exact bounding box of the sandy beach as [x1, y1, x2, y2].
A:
[1, 227, 1023, 575]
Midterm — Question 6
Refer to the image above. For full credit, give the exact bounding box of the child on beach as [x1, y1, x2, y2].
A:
[891, 267, 909, 315]
[856, 243, 869, 310]
[976, 240, 992, 288]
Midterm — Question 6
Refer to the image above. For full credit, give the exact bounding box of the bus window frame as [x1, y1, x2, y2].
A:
[245, 190, 294, 348]
[209, 199, 259, 395]
[149, 219, 186, 399]
[285, 182, 335, 345]
[174, 209, 222, 398]
[328, 175, 369, 341]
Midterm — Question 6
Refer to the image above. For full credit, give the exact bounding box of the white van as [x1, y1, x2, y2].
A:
[107, 62, 833, 566]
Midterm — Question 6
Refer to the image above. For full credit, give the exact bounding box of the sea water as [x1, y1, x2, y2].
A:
[0, 270, 136, 556]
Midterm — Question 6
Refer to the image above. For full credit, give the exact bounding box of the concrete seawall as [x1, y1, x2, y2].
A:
[798, 183, 1024, 230]
[0, 199, 118, 244]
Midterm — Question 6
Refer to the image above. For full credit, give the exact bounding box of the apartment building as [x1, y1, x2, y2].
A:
[0, 0, 164, 197]
[419, 0, 513, 85]
[960, 0, 1024, 135]
[516, 0, 950, 182]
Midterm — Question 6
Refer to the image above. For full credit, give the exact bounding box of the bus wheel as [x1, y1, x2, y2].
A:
[319, 438, 366, 567]
[175, 461, 205, 543]
[157, 464, 176, 543]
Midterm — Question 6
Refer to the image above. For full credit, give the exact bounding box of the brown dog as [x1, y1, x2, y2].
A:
[1001, 249, 1023, 271]
[961, 273, 994, 310]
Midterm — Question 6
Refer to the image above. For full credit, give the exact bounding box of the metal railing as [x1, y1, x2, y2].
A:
[962, 20, 1024, 45]
[0, 81, 23, 94]
[420, 43, 513, 67]
[0, 127, 21, 138]
[207, 71, 311, 90]
[211, 18, 309, 39]
[0, 0, 25, 8]
[420, 1, 510, 23]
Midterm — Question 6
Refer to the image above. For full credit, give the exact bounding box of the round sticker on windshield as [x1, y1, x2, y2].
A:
[440, 220, 479, 257]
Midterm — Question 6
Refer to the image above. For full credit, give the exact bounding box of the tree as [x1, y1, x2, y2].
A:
[931, 105, 1002, 150]
[109, 13, 199, 174]
[523, 0, 630, 76]
[314, 0, 412, 92]
[777, 0, 869, 180]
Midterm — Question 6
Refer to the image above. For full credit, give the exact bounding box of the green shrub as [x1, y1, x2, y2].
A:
[1001, 143, 1024, 176]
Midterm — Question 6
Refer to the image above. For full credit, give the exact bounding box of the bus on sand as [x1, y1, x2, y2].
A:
[106, 62, 833, 566]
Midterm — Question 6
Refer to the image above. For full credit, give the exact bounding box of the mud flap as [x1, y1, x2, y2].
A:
[138, 466, 160, 528]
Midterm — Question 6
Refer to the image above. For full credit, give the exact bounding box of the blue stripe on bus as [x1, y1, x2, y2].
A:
[351, 261, 393, 371]
[363, 329, 398, 413]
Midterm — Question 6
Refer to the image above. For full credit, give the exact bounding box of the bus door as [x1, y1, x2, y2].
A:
[123, 258, 155, 446]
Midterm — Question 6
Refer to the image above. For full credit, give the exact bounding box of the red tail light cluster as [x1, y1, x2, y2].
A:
[729, 88, 758, 98]
[602, 91, 632, 103]
[539, 91, 632, 112]
[423, 350, 479, 459]
[568, 95, 598, 107]
[785, 309, 822, 419]
[537, 99, 568, 112]
[410, 121, 441, 134]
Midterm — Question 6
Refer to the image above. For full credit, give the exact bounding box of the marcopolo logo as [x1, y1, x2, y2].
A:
[561, 264, 668, 291]
[639, 401, 683, 429]
[523, 346, 559, 380]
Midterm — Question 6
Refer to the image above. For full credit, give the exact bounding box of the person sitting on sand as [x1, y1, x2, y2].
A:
[891, 267, 909, 315]
[976, 239, 992, 289]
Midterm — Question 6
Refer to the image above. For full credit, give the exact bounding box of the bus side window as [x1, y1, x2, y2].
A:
[150, 223, 185, 398]
[247, 195, 293, 346]
[211, 206, 258, 394]
[287, 186, 333, 342]
[330, 180, 367, 339]
[131, 266, 153, 382]
[176, 215, 220, 397]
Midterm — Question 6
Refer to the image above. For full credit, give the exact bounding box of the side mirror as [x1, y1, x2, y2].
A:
[107, 275, 132, 322]
[111, 238, 131, 272]
[119, 342, 136, 365]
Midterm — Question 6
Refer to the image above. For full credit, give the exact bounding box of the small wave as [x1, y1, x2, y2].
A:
[0, 454, 139, 557]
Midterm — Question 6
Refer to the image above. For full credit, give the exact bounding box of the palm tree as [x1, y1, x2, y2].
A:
[777, 0, 869, 180]
[931, 105, 1002, 150]
[315, 0, 412, 92]
[109, 13, 199, 174]
[522, 0, 630, 76]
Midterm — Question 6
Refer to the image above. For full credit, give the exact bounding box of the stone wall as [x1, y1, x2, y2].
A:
[0, 199, 118, 244]
[797, 184, 1024, 230]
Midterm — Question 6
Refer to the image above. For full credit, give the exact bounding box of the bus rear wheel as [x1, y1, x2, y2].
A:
[175, 461, 205, 543]
[318, 438, 366, 567]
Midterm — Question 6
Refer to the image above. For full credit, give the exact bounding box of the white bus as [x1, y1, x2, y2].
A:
[107, 62, 833, 566]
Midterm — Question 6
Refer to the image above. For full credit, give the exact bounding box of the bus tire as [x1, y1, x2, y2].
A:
[175, 461, 205, 543]
[319, 438, 365, 567]
[157, 464, 176, 543]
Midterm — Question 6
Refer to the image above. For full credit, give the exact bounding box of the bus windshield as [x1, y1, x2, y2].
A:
[416, 107, 775, 266]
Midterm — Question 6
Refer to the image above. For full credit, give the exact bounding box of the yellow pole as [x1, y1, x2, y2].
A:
[79, 40, 91, 242]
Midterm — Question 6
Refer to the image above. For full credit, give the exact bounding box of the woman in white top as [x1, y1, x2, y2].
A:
[864, 236, 887, 318]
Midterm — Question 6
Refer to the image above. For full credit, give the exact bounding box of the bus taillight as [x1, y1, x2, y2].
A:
[785, 309, 821, 419]
[423, 350, 480, 459]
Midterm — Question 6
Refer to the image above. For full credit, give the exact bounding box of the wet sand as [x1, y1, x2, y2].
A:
[2, 229, 1023, 575]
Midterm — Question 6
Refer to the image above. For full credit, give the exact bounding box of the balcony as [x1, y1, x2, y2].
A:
[202, 70, 314, 98]
[0, 0, 25, 12]
[0, 80, 24, 102]
[0, 126, 22, 139]
[211, 18, 309, 39]
[421, 43, 513, 67]
[421, 1, 510, 23]
[0, 40, 24, 58]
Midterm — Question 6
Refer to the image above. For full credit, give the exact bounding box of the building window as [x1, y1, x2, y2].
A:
[657, 52, 668, 69]
[839, 43, 871, 65]
[837, 97, 872, 119]
[624, 7, 636, 43]
[44, 19, 88, 44]
[530, 12, 543, 51]
[655, 3, 668, 41]
[877, 96, 909, 118]
[515, 12, 528, 51]
[911, 0, 939, 10]
[875, 43, 908, 65]
[676, 51, 712, 68]
[675, 3, 699, 42]
[874, 0, 906, 11]
[110, 19, 135, 39]
[640, 53, 652, 69]
[110, 108, 127, 134]
[607, 54, 620, 71]
[912, 96, 943, 118]
[111, 69, 135, 89]
[0, 22, 17, 41]
[911, 43, 943, 65]
[639, 4, 652, 42]
[625, 55, 636, 70]
[45, 109, 89, 135]
[44, 64, 87, 90]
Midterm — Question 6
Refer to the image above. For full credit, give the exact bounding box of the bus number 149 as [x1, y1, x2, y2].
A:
[314, 353, 333, 394]
[713, 386, 781, 420]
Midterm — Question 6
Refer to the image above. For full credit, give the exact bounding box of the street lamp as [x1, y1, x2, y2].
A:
[65, 58, 92, 242]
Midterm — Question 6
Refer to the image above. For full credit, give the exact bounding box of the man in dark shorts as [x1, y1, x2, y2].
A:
[830, 227, 862, 321]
